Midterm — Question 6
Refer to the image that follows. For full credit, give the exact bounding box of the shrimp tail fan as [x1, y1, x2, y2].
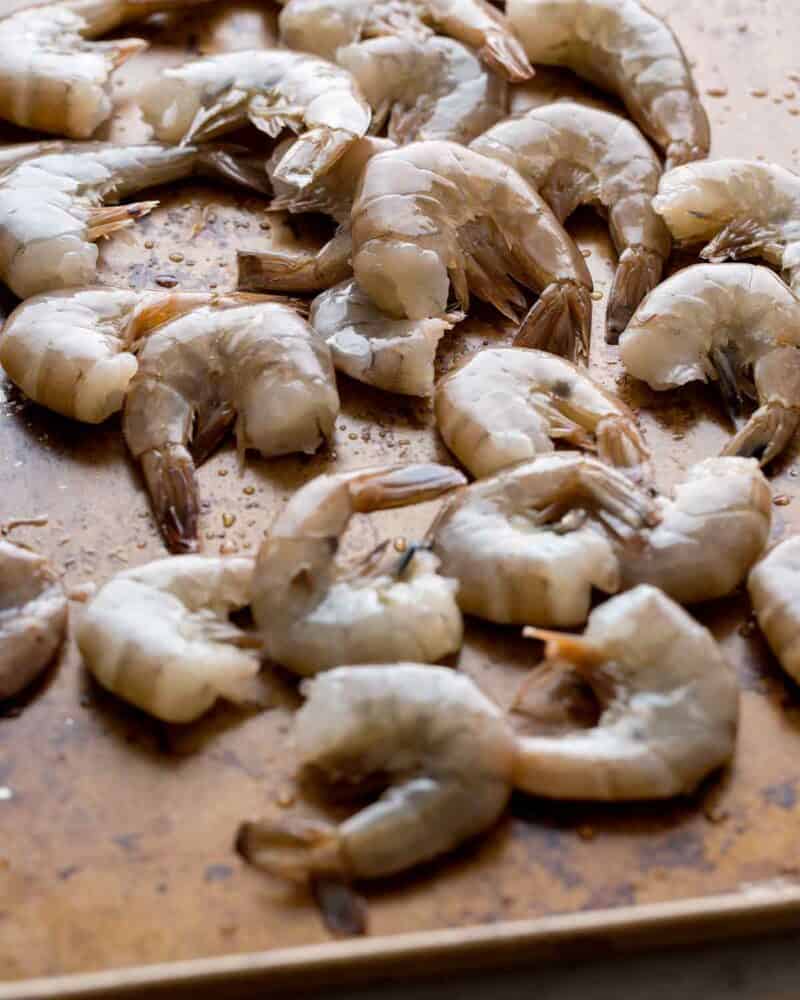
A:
[514, 280, 592, 365]
[606, 246, 664, 344]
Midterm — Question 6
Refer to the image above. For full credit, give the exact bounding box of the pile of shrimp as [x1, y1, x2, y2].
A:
[7, 0, 800, 941]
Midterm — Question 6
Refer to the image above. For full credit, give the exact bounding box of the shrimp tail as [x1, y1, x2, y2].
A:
[595, 417, 652, 483]
[721, 402, 800, 467]
[514, 281, 592, 364]
[86, 201, 158, 240]
[349, 463, 467, 513]
[96, 36, 149, 69]
[478, 31, 535, 84]
[140, 445, 199, 554]
[523, 627, 605, 671]
[700, 218, 783, 265]
[664, 139, 710, 172]
[271, 128, 356, 189]
[196, 148, 272, 196]
[606, 247, 664, 344]
[237, 233, 352, 294]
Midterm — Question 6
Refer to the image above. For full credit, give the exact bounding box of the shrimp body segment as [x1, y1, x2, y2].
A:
[749, 538, 800, 685]
[139, 50, 371, 189]
[435, 347, 649, 478]
[620, 264, 800, 467]
[515, 585, 739, 800]
[279, 0, 534, 83]
[0, 142, 267, 299]
[653, 159, 800, 296]
[312, 279, 463, 397]
[471, 102, 672, 341]
[1, 541, 68, 700]
[77, 556, 260, 724]
[236, 664, 516, 885]
[251, 464, 466, 675]
[506, 0, 710, 169]
[351, 140, 593, 362]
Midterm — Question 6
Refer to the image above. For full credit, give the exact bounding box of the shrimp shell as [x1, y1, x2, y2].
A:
[506, 0, 710, 169]
[749, 538, 800, 685]
[471, 101, 672, 341]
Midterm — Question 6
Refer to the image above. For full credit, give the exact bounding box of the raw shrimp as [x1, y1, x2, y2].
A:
[138, 50, 371, 190]
[653, 159, 800, 296]
[123, 298, 340, 554]
[351, 140, 593, 362]
[278, 0, 534, 83]
[236, 664, 516, 902]
[506, 0, 710, 169]
[749, 538, 800, 684]
[1, 540, 68, 700]
[515, 585, 739, 800]
[77, 555, 262, 723]
[251, 464, 466, 675]
[620, 263, 800, 467]
[0, 142, 268, 299]
[471, 102, 672, 341]
[337, 35, 508, 145]
[311, 279, 463, 396]
[435, 347, 649, 478]
[0, 286, 212, 424]
[0, 0, 202, 139]
[432, 451, 659, 626]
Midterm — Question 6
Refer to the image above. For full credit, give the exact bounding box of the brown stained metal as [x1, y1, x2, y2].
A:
[2, 0, 800, 985]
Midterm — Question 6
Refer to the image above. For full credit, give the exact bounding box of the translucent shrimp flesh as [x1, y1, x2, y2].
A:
[653, 159, 800, 297]
[620, 263, 800, 467]
[351, 140, 593, 362]
[0, 540, 68, 700]
[506, 0, 710, 169]
[749, 538, 800, 685]
[435, 346, 649, 478]
[514, 585, 739, 800]
[123, 297, 340, 554]
[0, 141, 268, 299]
[471, 101, 672, 341]
[311, 279, 463, 396]
[278, 0, 534, 83]
[77, 555, 262, 723]
[251, 464, 466, 675]
[138, 49, 371, 190]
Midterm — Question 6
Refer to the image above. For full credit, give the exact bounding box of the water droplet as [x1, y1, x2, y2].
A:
[155, 275, 178, 288]
[219, 541, 238, 555]
[169, 252, 185, 263]
[348, 432, 358, 440]
[706, 86, 728, 97]
[243, 486, 255, 496]
[218, 468, 229, 477]
[739, 619, 757, 637]
[0, 787, 12, 802]
[276, 787, 295, 808]
[790, 108, 800, 117]
[581, 248, 592, 257]
[773, 495, 792, 506]
[394, 537, 408, 553]
[750, 88, 768, 98]
[222, 513, 236, 528]
[591, 291, 603, 301]
[143, 239, 155, 250]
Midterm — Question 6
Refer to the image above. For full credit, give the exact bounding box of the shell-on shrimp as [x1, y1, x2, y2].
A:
[251, 464, 466, 675]
[351, 140, 593, 362]
[77, 556, 262, 723]
[749, 538, 800, 685]
[515, 585, 739, 800]
[471, 102, 672, 341]
[620, 263, 800, 467]
[278, 0, 534, 83]
[1, 540, 68, 700]
[0, 0, 201, 139]
[0, 142, 268, 299]
[123, 298, 340, 554]
[506, 0, 710, 170]
[337, 35, 508, 145]
[435, 347, 649, 478]
[311, 279, 463, 396]
[653, 160, 800, 297]
[236, 664, 516, 905]
[138, 50, 371, 190]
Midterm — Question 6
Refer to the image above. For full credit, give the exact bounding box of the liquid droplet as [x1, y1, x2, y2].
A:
[773, 495, 792, 507]
[706, 86, 728, 97]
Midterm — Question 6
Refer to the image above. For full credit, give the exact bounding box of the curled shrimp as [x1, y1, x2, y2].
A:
[749, 538, 800, 685]
[351, 140, 593, 362]
[506, 0, 709, 170]
[620, 263, 800, 467]
[0, 0, 200, 138]
[515, 585, 739, 800]
[251, 463, 466, 675]
[139, 50, 371, 190]
[653, 159, 800, 297]
[435, 347, 649, 478]
[123, 297, 339, 554]
[1, 540, 68, 700]
[278, 0, 534, 83]
[236, 664, 516, 911]
[0, 142, 268, 299]
[77, 556, 262, 723]
[311, 279, 463, 396]
[471, 101, 672, 341]
[337, 34, 508, 145]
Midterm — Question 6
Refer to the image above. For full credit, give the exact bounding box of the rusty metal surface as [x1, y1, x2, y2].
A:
[2, 0, 800, 984]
